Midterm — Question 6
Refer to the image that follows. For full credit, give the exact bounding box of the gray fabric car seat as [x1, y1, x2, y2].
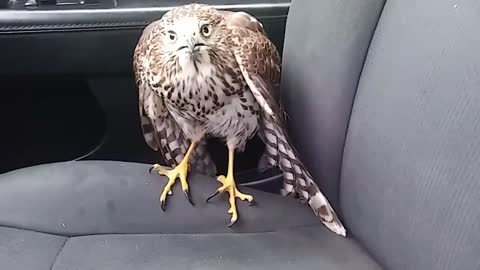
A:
[1, 0, 480, 269]
[0, 162, 380, 270]
[341, 1, 480, 269]
[283, 0, 480, 269]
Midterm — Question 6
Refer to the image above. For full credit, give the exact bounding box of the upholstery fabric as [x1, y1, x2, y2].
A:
[0, 161, 320, 236]
[51, 227, 379, 270]
[0, 227, 66, 270]
[0, 161, 381, 269]
[341, 0, 480, 269]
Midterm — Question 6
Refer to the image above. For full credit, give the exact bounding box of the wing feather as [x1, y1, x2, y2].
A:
[225, 11, 346, 236]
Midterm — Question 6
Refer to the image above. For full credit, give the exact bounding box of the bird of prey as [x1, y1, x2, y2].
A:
[133, 3, 346, 236]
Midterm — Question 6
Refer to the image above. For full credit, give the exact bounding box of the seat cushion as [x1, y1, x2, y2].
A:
[0, 161, 381, 269]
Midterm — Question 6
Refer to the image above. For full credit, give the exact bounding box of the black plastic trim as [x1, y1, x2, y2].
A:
[0, 3, 289, 33]
[0, 3, 289, 75]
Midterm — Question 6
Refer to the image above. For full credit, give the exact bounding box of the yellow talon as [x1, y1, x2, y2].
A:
[218, 174, 253, 226]
[206, 144, 254, 226]
[149, 141, 197, 210]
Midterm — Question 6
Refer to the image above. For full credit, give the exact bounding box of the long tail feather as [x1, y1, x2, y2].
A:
[140, 103, 216, 176]
[190, 139, 217, 177]
[260, 118, 346, 237]
[153, 116, 216, 176]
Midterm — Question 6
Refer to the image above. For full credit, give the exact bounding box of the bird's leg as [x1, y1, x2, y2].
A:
[149, 141, 197, 211]
[206, 144, 253, 226]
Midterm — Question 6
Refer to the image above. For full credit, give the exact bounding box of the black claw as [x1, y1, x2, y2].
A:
[227, 219, 237, 227]
[160, 200, 166, 211]
[149, 166, 155, 174]
[205, 190, 220, 203]
[248, 199, 256, 206]
[184, 189, 194, 206]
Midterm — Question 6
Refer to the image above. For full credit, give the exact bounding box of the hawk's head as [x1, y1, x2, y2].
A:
[155, 4, 226, 69]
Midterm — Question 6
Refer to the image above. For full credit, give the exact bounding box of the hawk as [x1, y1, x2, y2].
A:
[133, 3, 346, 236]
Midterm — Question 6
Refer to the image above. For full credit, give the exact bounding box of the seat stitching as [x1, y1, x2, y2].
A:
[49, 238, 69, 270]
[0, 223, 322, 237]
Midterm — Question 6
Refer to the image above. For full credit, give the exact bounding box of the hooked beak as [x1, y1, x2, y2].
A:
[177, 38, 206, 52]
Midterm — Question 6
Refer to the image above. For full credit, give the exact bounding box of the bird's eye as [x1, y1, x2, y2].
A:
[167, 31, 177, 41]
[200, 24, 212, 37]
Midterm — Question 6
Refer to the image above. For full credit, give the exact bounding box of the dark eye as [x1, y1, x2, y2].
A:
[201, 24, 212, 37]
[168, 31, 176, 41]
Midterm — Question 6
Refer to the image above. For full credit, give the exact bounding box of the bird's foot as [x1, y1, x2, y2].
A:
[149, 163, 193, 211]
[206, 174, 254, 227]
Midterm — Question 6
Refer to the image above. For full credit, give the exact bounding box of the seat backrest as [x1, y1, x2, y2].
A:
[281, 0, 385, 209]
[282, 0, 480, 269]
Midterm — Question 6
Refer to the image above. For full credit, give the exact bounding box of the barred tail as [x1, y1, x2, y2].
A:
[140, 106, 216, 177]
[154, 117, 217, 176]
[259, 119, 346, 237]
[189, 139, 217, 177]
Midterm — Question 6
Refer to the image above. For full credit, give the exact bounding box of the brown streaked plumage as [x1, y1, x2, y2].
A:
[133, 3, 346, 236]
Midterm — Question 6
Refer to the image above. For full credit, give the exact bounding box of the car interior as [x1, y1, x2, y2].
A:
[0, 0, 479, 269]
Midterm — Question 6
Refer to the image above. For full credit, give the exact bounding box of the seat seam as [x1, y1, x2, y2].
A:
[0, 223, 322, 237]
[337, 0, 388, 218]
[335, 2, 389, 269]
[0, 224, 69, 237]
[63, 224, 336, 241]
[48, 238, 69, 270]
